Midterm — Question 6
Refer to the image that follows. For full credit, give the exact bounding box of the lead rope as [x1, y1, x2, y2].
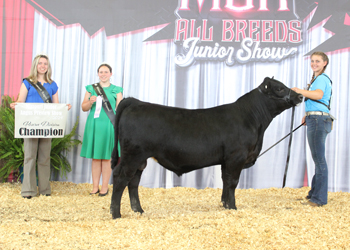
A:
[282, 106, 295, 188]
[257, 106, 305, 187]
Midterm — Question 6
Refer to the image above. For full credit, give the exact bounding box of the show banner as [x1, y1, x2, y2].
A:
[174, 0, 302, 67]
[15, 103, 68, 138]
[24, 0, 350, 68]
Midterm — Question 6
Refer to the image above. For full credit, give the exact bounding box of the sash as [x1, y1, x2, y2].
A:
[92, 83, 115, 127]
[24, 78, 52, 103]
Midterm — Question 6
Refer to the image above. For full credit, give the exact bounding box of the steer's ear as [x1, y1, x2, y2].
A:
[271, 76, 274, 79]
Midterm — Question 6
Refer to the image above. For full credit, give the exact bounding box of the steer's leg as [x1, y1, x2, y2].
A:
[110, 163, 128, 219]
[221, 163, 228, 207]
[110, 161, 138, 219]
[224, 160, 244, 209]
[128, 166, 145, 214]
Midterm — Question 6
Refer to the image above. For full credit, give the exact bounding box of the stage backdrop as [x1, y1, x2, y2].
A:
[1, 0, 349, 192]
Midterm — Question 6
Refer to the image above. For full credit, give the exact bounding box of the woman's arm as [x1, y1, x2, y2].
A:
[81, 91, 96, 112]
[291, 88, 323, 100]
[10, 83, 28, 109]
[116, 92, 123, 109]
[52, 92, 59, 103]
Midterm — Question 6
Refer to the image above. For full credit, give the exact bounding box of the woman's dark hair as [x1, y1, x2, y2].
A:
[97, 63, 112, 73]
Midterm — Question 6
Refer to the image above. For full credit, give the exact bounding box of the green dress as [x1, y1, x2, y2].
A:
[80, 84, 123, 160]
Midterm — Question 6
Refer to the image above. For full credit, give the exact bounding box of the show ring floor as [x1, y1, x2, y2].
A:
[0, 182, 349, 249]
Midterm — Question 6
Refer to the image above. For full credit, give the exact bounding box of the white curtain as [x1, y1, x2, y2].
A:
[31, 9, 350, 192]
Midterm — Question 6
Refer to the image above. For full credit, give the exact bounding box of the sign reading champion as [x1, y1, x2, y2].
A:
[174, 0, 302, 67]
[15, 103, 68, 138]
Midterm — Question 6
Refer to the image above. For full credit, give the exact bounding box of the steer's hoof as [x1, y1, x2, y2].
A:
[134, 210, 144, 215]
[112, 211, 121, 219]
[110, 206, 121, 219]
[131, 207, 144, 214]
[224, 205, 237, 210]
[222, 201, 227, 208]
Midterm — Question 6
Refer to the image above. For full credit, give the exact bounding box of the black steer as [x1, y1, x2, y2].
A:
[110, 77, 303, 219]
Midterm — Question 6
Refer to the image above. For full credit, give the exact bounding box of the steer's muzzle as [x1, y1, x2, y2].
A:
[290, 90, 303, 106]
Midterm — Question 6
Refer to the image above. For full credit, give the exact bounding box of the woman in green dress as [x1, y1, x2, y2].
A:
[80, 63, 123, 196]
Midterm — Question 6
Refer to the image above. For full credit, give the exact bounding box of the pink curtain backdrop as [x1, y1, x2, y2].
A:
[0, 0, 34, 99]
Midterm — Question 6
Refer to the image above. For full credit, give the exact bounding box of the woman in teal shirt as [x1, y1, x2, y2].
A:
[292, 51, 332, 207]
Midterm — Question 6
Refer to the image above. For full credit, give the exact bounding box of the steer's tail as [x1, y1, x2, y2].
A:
[111, 97, 139, 170]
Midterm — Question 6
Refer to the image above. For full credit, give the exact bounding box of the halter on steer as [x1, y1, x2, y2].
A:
[257, 85, 292, 105]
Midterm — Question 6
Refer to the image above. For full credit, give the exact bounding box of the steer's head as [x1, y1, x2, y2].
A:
[258, 77, 303, 108]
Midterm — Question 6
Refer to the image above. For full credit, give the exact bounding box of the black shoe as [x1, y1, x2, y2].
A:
[99, 190, 109, 197]
[23, 196, 32, 199]
[45, 194, 51, 196]
[296, 196, 310, 201]
[90, 190, 99, 195]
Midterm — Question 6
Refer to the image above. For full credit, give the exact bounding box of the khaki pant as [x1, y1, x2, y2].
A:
[21, 138, 52, 196]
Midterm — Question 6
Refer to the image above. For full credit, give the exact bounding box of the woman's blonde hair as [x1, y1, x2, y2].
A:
[27, 54, 53, 84]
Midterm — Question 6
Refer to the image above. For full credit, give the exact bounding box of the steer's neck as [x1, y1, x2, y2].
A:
[247, 90, 276, 129]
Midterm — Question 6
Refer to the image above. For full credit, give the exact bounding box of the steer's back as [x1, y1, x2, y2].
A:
[117, 96, 263, 173]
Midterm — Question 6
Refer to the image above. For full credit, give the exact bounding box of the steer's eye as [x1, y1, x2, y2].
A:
[275, 88, 284, 94]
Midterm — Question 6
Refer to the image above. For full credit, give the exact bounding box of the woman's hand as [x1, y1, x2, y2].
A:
[291, 87, 302, 94]
[89, 95, 97, 105]
[82, 91, 97, 112]
[10, 102, 17, 110]
[66, 104, 72, 110]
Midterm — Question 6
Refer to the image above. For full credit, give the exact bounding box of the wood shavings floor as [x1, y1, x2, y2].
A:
[0, 182, 349, 249]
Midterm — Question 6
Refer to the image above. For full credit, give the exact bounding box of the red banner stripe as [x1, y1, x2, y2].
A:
[1, 0, 34, 99]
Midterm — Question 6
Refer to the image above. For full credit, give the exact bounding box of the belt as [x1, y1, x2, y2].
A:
[305, 111, 329, 116]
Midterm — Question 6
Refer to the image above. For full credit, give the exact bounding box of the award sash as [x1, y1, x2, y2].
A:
[24, 78, 52, 103]
[92, 83, 116, 127]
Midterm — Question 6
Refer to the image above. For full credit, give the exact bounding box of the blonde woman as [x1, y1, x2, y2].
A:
[10, 54, 71, 199]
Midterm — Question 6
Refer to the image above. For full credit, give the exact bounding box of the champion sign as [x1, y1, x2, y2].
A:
[15, 103, 68, 138]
